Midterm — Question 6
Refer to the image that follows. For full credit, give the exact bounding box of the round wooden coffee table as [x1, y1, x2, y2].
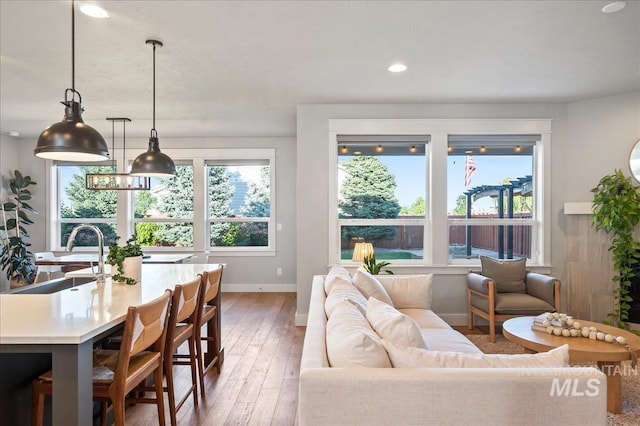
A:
[503, 316, 640, 414]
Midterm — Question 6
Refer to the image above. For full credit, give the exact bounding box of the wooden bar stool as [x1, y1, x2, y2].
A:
[163, 276, 202, 426]
[31, 289, 172, 426]
[194, 265, 223, 397]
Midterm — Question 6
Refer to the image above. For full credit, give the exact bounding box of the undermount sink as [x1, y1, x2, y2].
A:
[6, 276, 94, 294]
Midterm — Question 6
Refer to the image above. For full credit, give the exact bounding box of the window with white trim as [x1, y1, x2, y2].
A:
[51, 148, 276, 255]
[447, 135, 538, 263]
[335, 135, 429, 263]
[55, 163, 119, 247]
[206, 158, 274, 251]
[329, 118, 551, 267]
[132, 163, 194, 248]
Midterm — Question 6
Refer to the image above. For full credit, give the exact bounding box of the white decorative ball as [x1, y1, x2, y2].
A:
[546, 326, 554, 334]
[573, 322, 582, 329]
[605, 334, 614, 343]
[553, 327, 562, 336]
[560, 314, 568, 321]
[616, 336, 627, 345]
[566, 318, 574, 326]
[562, 329, 571, 337]
[543, 320, 551, 327]
[596, 332, 605, 341]
[570, 329, 579, 337]
[590, 327, 598, 332]
[553, 313, 560, 320]
[581, 328, 590, 338]
[546, 313, 555, 320]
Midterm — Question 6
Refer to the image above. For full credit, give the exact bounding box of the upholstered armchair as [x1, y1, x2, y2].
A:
[467, 256, 561, 342]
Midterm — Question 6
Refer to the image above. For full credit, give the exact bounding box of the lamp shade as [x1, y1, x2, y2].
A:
[129, 136, 176, 177]
[34, 100, 109, 161]
[352, 242, 374, 262]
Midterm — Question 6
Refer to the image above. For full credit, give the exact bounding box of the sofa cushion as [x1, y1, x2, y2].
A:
[382, 340, 570, 368]
[352, 270, 394, 306]
[377, 274, 433, 309]
[324, 265, 352, 294]
[471, 292, 555, 315]
[365, 297, 428, 349]
[326, 300, 392, 368]
[420, 329, 482, 353]
[480, 256, 526, 293]
[325, 282, 368, 318]
[397, 309, 451, 329]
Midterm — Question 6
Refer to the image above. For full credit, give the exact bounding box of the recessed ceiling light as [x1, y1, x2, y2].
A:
[388, 63, 407, 73]
[79, 3, 110, 18]
[602, 1, 626, 13]
[8, 131, 20, 137]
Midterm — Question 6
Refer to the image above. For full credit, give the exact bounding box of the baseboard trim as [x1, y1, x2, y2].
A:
[221, 283, 297, 292]
[295, 312, 308, 327]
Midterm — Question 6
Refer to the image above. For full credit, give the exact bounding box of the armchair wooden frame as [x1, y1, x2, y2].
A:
[467, 276, 561, 343]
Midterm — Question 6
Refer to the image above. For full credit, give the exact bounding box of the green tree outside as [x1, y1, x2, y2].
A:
[62, 166, 118, 245]
[339, 156, 401, 242]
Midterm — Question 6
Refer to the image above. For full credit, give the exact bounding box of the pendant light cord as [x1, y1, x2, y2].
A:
[152, 42, 156, 131]
[71, 0, 75, 93]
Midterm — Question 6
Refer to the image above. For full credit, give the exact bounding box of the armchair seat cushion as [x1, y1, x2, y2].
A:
[471, 292, 555, 315]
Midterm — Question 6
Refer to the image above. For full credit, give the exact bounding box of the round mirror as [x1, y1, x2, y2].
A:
[631, 140, 640, 183]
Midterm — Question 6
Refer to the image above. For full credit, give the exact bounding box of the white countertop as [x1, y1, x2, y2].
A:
[0, 263, 219, 345]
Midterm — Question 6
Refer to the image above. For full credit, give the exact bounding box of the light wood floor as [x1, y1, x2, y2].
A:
[126, 292, 304, 426]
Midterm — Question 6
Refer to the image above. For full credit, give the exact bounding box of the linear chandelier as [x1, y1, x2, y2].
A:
[86, 118, 151, 190]
[34, 0, 109, 161]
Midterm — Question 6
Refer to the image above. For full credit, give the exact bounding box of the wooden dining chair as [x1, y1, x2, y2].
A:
[163, 276, 202, 426]
[31, 289, 172, 426]
[193, 265, 223, 396]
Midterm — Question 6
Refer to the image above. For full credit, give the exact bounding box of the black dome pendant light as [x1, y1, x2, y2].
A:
[34, 0, 109, 161]
[130, 39, 176, 177]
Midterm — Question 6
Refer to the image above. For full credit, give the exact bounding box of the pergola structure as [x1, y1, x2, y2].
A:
[463, 176, 532, 259]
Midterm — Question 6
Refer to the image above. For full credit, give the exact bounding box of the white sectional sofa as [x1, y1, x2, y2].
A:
[299, 269, 607, 426]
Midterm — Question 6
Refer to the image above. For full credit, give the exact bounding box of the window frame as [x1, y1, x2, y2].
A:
[205, 153, 275, 253]
[48, 148, 276, 256]
[446, 137, 538, 265]
[131, 161, 196, 250]
[328, 119, 552, 268]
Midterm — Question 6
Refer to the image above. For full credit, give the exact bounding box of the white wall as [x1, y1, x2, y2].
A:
[564, 91, 640, 201]
[0, 136, 297, 292]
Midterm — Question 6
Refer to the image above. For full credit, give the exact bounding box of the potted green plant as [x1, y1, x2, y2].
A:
[0, 170, 37, 285]
[591, 169, 640, 334]
[363, 253, 394, 275]
[106, 235, 143, 285]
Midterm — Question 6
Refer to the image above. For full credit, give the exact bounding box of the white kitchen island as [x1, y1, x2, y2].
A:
[0, 263, 223, 426]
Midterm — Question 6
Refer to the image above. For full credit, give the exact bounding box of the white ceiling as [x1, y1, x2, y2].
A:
[1, 0, 639, 139]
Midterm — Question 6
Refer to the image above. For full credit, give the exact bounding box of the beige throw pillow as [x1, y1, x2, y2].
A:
[377, 274, 433, 309]
[325, 282, 368, 318]
[352, 270, 394, 306]
[366, 297, 428, 349]
[324, 265, 352, 294]
[326, 300, 392, 368]
[382, 340, 569, 368]
[480, 256, 527, 293]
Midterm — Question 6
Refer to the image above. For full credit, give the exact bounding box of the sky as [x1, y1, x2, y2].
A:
[382, 154, 532, 212]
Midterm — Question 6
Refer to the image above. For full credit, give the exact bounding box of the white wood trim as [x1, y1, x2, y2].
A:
[564, 202, 593, 215]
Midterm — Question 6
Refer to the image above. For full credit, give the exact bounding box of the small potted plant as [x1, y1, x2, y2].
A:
[106, 235, 143, 285]
[363, 253, 394, 275]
